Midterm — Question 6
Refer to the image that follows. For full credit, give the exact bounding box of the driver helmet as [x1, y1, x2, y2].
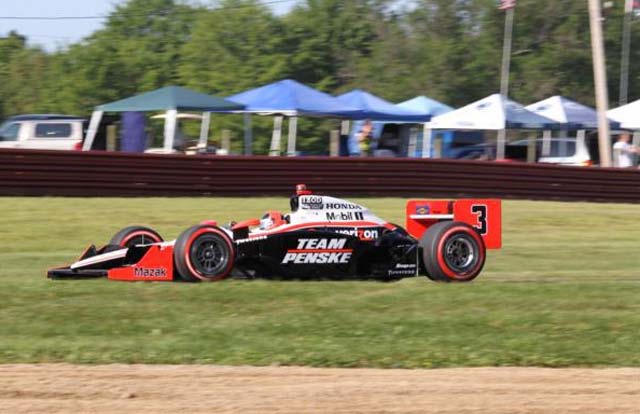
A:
[259, 211, 284, 230]
[259, 213, 274, 230]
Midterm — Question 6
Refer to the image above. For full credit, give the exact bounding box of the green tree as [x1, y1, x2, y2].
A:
[41, 0, 199, 116]
[2, 0, 640, 151]
[177, 0, 289, 154]
[283, 0, 381, 91]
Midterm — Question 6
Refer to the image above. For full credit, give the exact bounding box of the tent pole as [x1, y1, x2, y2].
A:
[408, 127, 418, 157]
[576, 129, 586, 152]
[82, 110, 104, 151]
[199, 112, 211, 149]
[340, 120, 350, 135]
[526, 134, 536, 163]
[542, 129, 552, 156]
[497, 129, 507, 160]
[269, 116, 283, 156]
[287, 116, 298, 156]
[330, 129, 340, 156]
[422, 123, 432, 158]
[340, 120, 350, 157]
[243, 113, 252, 155]
[164, 109, 178, 153]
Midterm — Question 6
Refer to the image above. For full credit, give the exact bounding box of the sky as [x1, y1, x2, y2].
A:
[0, 0, 299, 51]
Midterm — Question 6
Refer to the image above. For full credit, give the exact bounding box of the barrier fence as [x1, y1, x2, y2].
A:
[1, 149, 639, 203]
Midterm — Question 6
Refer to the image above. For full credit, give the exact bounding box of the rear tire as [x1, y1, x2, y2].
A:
[110, 226, 163, 248]
[419, 221, 485, 282]
[173, 225, 235, 282]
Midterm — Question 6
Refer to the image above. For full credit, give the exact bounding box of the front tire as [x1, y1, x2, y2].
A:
[419, 221, 486, 282]
[110, 226, 163, 248]
[173, 225, 236, 282]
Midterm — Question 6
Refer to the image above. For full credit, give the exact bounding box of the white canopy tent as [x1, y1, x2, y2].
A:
[608, 98, 640, 154]
[607, 98, 640, 130]
[429, 94, 559, 159]
[526, 96, 621, 156]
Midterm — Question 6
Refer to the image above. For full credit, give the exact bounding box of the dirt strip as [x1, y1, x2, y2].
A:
[0, 365, 638, 414]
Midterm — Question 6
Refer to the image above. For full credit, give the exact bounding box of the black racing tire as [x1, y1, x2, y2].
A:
[419, 221, 486, 282]
[173, 225, 236, 282]
[109, 225, 164, 248]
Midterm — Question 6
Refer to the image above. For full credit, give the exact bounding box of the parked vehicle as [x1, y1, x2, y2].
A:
[0, 114, 88, 151]
[507, 137, 592, 166]
[457, 136, 597, 166]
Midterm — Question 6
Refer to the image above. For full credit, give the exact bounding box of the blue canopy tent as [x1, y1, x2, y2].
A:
[225, 79, 364, 155]
[397, 96, 455, 158]
[346, 95, 456, 157]
[397, 95, 454, 117]
[336, 89, 430, 122]
[337, 90, 432, 156]
[83, 86, 244, 152]
[430, 94, 560, 160]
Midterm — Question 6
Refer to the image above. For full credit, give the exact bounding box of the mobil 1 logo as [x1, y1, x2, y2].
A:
[326, 211, 365, 221]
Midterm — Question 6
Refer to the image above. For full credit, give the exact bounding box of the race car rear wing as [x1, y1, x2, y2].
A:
[406, 199, 502, 249]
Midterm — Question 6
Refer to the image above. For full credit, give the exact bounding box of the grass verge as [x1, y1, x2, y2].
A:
[0, 197, 638, 367]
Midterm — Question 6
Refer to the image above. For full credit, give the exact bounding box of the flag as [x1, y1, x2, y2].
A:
[498, 0, 516, 10]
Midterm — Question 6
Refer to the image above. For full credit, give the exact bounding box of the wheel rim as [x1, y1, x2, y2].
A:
[189, 235, 228, 276]
[443, 234, 477, 273]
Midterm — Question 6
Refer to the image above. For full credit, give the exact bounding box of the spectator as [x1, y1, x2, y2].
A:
[357, 119, 373, 156]
[613, 133, 640, 168]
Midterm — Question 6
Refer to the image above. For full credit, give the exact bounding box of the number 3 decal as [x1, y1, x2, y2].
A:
[471, 205, 488, 235]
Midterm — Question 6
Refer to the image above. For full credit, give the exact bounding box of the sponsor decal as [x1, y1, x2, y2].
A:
[334, 228, 380, 241]
[296, 238, 346, 249]
[281, 238, 352, 264]
[388, 269, 417, 276]
[415, 204, 430, 215]
[394, 263, 417, 269]
[300, 196, 324, 210]
[324, 202, 362, 210]
[134, 267, 167, 277]
[388, 262, 418, 276]
[236, 235, 267, 244]
[326, 211, 365, 221]
[282, 252, 352, 264]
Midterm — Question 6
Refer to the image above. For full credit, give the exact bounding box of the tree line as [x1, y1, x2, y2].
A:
[1, 0, 638, 154]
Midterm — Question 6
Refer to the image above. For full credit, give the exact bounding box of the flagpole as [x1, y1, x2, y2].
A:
[499, 7, 515, 97]
[497, 3, 515, 160]
[588, 0, 612, 167]
[619, 0, 633, 106]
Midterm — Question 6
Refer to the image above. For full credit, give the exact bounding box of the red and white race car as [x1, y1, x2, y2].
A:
[48, 185, 501, 283]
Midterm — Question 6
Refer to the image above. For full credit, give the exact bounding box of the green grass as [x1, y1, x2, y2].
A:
[0, 197, 638, 367]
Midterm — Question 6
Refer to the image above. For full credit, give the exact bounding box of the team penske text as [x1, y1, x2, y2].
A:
[282, 251, 352, 264]
[282, 238, 352, 264]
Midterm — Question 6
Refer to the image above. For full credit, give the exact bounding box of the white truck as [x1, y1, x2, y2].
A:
[0, 114, 85, 151]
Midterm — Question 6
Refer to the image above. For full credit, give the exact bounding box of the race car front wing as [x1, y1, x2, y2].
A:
[47, 243, 175, 282]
